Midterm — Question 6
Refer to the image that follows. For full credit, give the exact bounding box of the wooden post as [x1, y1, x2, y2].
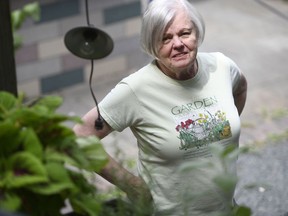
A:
[0, 1, 18, 96]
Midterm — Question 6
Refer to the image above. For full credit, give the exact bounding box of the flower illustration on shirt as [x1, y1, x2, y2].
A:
[176, 110, 232, 150]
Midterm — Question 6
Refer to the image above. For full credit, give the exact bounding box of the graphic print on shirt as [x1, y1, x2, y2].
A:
[171, 96, 232, 150]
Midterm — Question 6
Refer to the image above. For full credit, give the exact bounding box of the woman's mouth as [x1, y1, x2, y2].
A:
[172, 52, 188, 59]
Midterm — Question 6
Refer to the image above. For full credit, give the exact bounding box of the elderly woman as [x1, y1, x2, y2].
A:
[74, 0, 247, 215]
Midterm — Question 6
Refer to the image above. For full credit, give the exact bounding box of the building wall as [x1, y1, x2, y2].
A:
[11, 0, 151, 97]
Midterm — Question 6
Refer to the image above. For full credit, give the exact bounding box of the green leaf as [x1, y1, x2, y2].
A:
[76, 136, 102, 148]
[32, 95, 63, 111]
[8, 108, 75, 130]
[70, 194, 102, 216]
[221, 144, 237, 158]
[20, 127, 43, 159]
[45, 148, 80, 167]
[213, 174, 238, 194]
[28, 162, 76, 195]
[23, 2, 40, 21]
[8, 108, 45, 127]
[76, 136, 108, 172]
[226, 146, 250, 161]
[0, 91, 17, 113]
[39, 124, 76, 144]
[0, 121, 21, 155]
[11, 9, 24, 30]
[0, 193, 21, 211]
[234, 205, 252, 216]
[5, 152, 48, 188]
[46, 162, 73, 182]
[11, 2, 41, 50]
[5, 172, 48, 190]
[11, 2, 40, 31]
[29, 181, 76, 195]
[69, 171, 97, 194]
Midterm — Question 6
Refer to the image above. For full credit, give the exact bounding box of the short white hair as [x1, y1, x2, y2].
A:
[140, 0, 205, 58]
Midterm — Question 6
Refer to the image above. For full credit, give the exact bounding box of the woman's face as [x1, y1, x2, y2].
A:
[156, 12, 198, 80]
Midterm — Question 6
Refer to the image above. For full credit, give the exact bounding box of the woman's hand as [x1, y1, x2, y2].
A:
[233, 74, 247, 116]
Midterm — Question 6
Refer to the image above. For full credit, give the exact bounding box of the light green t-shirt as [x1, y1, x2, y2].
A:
[99, 52, 242, 215]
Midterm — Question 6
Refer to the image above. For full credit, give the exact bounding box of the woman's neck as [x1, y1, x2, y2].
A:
[156, 60, 198, 80]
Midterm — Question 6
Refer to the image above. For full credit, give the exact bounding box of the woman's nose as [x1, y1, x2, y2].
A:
[172, 36, 184, 48]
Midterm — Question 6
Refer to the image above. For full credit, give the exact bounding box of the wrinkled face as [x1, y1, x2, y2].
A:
[156, 12, 198, 80]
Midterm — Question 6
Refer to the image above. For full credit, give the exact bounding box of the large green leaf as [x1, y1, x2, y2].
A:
[76, 136, 108, 172]
[8, 108, 46, 128]
[32, 95, 63, 112]
[20, 127, 43, 159]
[0, 193, 21, 211]
[213, 174, 238, 195]
[11, 2, 40, 30]
[5, 152, 48, 188]
[42, 135, 91, 170]
[6, 104, 78, 131]
[44, 148, 80, 167]
[28, 162, 76, 195]
[23, 2, 40, 22]
[12, 2, 40, 51]
[29, 181, 76, 196]
[226, 146, 250, 162]
[0, 121, 21, 155]
[4, 172, 48, 190]
[69, 171, 96, 194]
[70, 194, 102, 216]
[0, 91, 17, 113]
[46, 161, 72, 182]
[234, 205, 252, 216]
[11, 9, 24, 30]
[39, 125, 76, 147]
[0, 91, 111, 215]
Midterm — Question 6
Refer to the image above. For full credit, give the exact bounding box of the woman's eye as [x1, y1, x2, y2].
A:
[182, 32, 191, 36]
[162, 36, 171, 43]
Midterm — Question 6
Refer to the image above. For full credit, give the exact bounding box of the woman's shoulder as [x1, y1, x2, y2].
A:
[121, 61, 158, 84]
[197, 52, 229, 61]
[198, 52, 237, 68]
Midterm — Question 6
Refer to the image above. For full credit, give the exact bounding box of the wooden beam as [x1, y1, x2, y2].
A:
[0, 1, 18, 96]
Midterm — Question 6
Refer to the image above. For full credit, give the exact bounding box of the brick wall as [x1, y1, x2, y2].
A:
[11, 0, 151, 97]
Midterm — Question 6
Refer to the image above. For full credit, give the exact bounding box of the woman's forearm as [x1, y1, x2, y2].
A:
[100, 155, 152, 203]
[73, 107, 152, 203]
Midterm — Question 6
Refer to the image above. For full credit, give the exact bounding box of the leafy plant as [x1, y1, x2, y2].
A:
[11, 2, 40, 50]
[0, 91, 109, 216]
[178, 144, 252, 216]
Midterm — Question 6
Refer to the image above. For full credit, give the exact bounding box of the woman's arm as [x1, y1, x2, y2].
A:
[233, 73, 248, 116]
[73, 108, 152, 204]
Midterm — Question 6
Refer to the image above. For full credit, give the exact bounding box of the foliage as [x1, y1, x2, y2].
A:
[11, 2, 40, 50]
[178, 144, 252, 216]
[0, 91, 256, 216]
[0, 91, 109, 216]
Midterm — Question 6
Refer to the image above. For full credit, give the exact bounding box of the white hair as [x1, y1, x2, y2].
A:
[140, 0, 205, 58]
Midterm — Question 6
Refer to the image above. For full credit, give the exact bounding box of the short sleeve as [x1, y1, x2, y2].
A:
[98, 82, 141, 132]
[226, 56, 242, 93]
